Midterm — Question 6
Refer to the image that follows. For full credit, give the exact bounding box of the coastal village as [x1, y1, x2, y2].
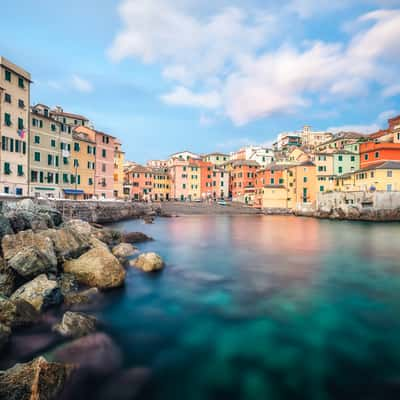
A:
[1, 56, 400, 213]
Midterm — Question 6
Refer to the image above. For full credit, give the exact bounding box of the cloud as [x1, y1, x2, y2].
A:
[71, 75, 93, 93]
[160, 86, 221, 109]
[378, 109, 398, 122]
[109, 1, 400, 126]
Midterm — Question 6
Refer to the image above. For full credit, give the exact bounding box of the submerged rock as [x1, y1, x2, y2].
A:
[63, 247, 125, 290]
[53, 311, 97, 338]
[122, 231, 153, 244]
[0, 323, 11, 352]
[0, 296, 39, 328]
[130, 252, 164, 272]
[10, 274, 62, 312]
[0, 356, 74, 400]
[112, 243, 138, 262]
[63, 288, 100, 307]
[50, 333, 122, 377]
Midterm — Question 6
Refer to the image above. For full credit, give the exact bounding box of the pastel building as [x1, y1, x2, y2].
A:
[188, 161, 201, 200]
[169, 158, 191, 201]
[29, 104, 65, 198]
[360, 142, 400, 169]
[75, 126, 115, 199]
[125, 165, 153, 201]
[69, 130, 96, 199]
[151, 167, 170, 201]
[0, 56, 30, 195]
[113, 139, 125, 199]
[202, 153, 229, 166]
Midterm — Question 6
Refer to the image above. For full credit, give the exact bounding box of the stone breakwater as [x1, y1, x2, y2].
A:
[0, 198, 161, 399]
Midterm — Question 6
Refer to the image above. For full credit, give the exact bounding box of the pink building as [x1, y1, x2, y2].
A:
[168, 158, 191, 201]
[75, 126, 115, 199]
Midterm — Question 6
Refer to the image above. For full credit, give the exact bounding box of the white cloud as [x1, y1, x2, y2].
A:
[109, 1, 400, 126]
[71, 75, 93, 93]
[378, 109, 398, 122]
[160, 86, 221, 109]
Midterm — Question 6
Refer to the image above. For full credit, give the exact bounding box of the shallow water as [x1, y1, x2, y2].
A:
[104, 215, 400, 400]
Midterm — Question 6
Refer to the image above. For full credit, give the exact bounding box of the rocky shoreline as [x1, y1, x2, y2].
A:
[0, 199, 164, 400]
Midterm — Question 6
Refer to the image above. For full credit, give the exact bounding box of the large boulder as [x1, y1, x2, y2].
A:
[63, 247, 125, 290]
[50, 333, 122, 377]
[112, 243, 138, 262]
[0, 296, 39, 328]
[0, 322, 11, 352]
[130, 252, 164, 272]
[0, 356, 74, 400]
[2, 230, 57, 279]
[122, 231, 153, 244]
[57, 273, 79, 297]
[0, 216, 13, 239]
[11, 274, 62, 312]
[39, 227, 90, 262]
[53, 311, 97, 338]
[0, 259, 16, 297]
[63, 219, 93, 237]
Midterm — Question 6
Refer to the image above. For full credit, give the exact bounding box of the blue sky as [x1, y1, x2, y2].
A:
[1, 0, 400, 163]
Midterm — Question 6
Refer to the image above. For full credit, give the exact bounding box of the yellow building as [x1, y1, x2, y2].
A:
[336, 161, 400, 192]
[151, 167, 171, 201]
[313, 152, 336, 193]
[0, 56, 31, 195]
[262, 185, 288, 209]
[287, 162, 317, 208]
[69, 131, 96, 199]
[188, 162, 201, 200]
[113, 139, 125, 199]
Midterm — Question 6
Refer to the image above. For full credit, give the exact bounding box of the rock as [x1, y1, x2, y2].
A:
[0, 323, 11, 352]
[143, 216, 154, 224]
[53, 311, 97, 338]
[11, 274, 62, 312]
[63, 247, 125, 290]
[92, 228, 122, 247]
[0, 216, 13, 239]
[0, 356, 74, 400]
[63, 219, 93, 237]
[8, 247, 57, 280]
[0, 259, 16, 297]
[130, 252, 164, 272]
[112, 243, 138, 262]
[63, 288, 100, 307]
[122, 231, 153, 244]
[2, 230, 57, 279]
[39, 228, 90, 262]
[0, 296, 39, 328]
[98, 367, 152, 400]
[57, 273, 79, 296]
[50, 333, 122, 377]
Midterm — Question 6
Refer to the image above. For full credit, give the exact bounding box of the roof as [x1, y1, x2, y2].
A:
[317, 132, 365, 147]
[223, 159, 260, 167]
[357, 161, 400, 172]
[72, 131, 95, 144]
[129, 165, 152, 174]
[50, 110, 89, 121]
[263, 184, 286, 189]
[202, 152, 229, 157]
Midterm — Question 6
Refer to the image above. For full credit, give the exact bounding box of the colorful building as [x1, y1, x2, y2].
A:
[337, 161, 400, 192]
[151, 167, 170, 201]
[113, 139, 125, 199]
[29, 104, 64, 198]
[202, 153, 229, 166]
[0, 56, 30, 195]
[359, 142, 400, 168]
[332, 150, 359, 175]
[125, 165, 153, 201]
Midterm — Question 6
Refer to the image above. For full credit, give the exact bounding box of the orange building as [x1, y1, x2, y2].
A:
[125, 165, 153, 201]
[224, 160, 259, 203]
[360, 142, 400, 168]
[199, 160, 214, 199]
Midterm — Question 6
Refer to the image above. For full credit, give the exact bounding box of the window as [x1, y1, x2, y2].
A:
[48, 154, 53, 166]
[31, 171, 38, 183]
[320, 186, 324, 192]
[88, 178, 93, 185]
[39, 172, 44, 183]
[387, 184, 393, 192]
[102, 149, 106, 158]
[34, 135, 40, 144]
[63, 174, 69, 183]
[4, 93, 11, 103]
[5, 70, 11, 82]
[16, 188, 22, 196]
[18, 118, 24, 130]
[387, 170, 393, 178]
[338, 155, 343, 161]
[17, 165, 23, 176]
[364, 154, 369, 161]
[34, 152, 40, 162]
[4, 113, 11, 126]
[279, 178, 284, 184]
[32, 118, 37, 127]
[74, 142, 80, 152]
[4, 162, 11, 175]
[303, 177, 308, 183]
[102, 164, 106, 172]
[22, 142, 26, 154]
[351, 156, 355, 162]
[55, 156, 59, 167]
[74, 159, 79, 167]
[338, 166, 343, 174]
[51, 139, 56, 148]
[18, 77, 24, 89]
[18, 99, 24, 108]
[51, 124, 57, 132]
[63, 157, 69, 165]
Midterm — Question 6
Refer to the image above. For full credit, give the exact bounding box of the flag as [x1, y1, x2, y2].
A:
[18, 129, 25, 139]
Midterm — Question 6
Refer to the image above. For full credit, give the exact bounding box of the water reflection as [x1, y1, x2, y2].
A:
[107, 216, 400, 400]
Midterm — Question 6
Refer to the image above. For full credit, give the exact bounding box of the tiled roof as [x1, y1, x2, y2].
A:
[50, 110, 88, 121]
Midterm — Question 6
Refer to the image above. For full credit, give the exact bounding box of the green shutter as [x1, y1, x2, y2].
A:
[5, 70, 11, 82]
[9, 138, 14, 152]
[39, 172, 44, 183]
[18, 77, 24, 88]
[55, 173, 59, 184]
[23, 142, 26, 154]
[17, 165, 23, 176]
[63, 173, 69, 183]
[4, 113, 11, 126]
[48, 154, 52, 165]
[34, 135, 40, 144]
[18, 118, 24, 130]
[4, 162, 11, 175]
[55, 156, 59, 167]
[34, 152, 40, 162]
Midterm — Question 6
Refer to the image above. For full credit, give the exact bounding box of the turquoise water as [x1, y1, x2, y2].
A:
[105, 215, 400, 400]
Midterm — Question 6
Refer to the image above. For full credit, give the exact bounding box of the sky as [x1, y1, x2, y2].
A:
[1, 0, 400, 163]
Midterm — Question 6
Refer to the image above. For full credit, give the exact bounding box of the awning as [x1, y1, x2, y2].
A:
[34, 187, 56, 191]
[63, 189, 84, 195]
